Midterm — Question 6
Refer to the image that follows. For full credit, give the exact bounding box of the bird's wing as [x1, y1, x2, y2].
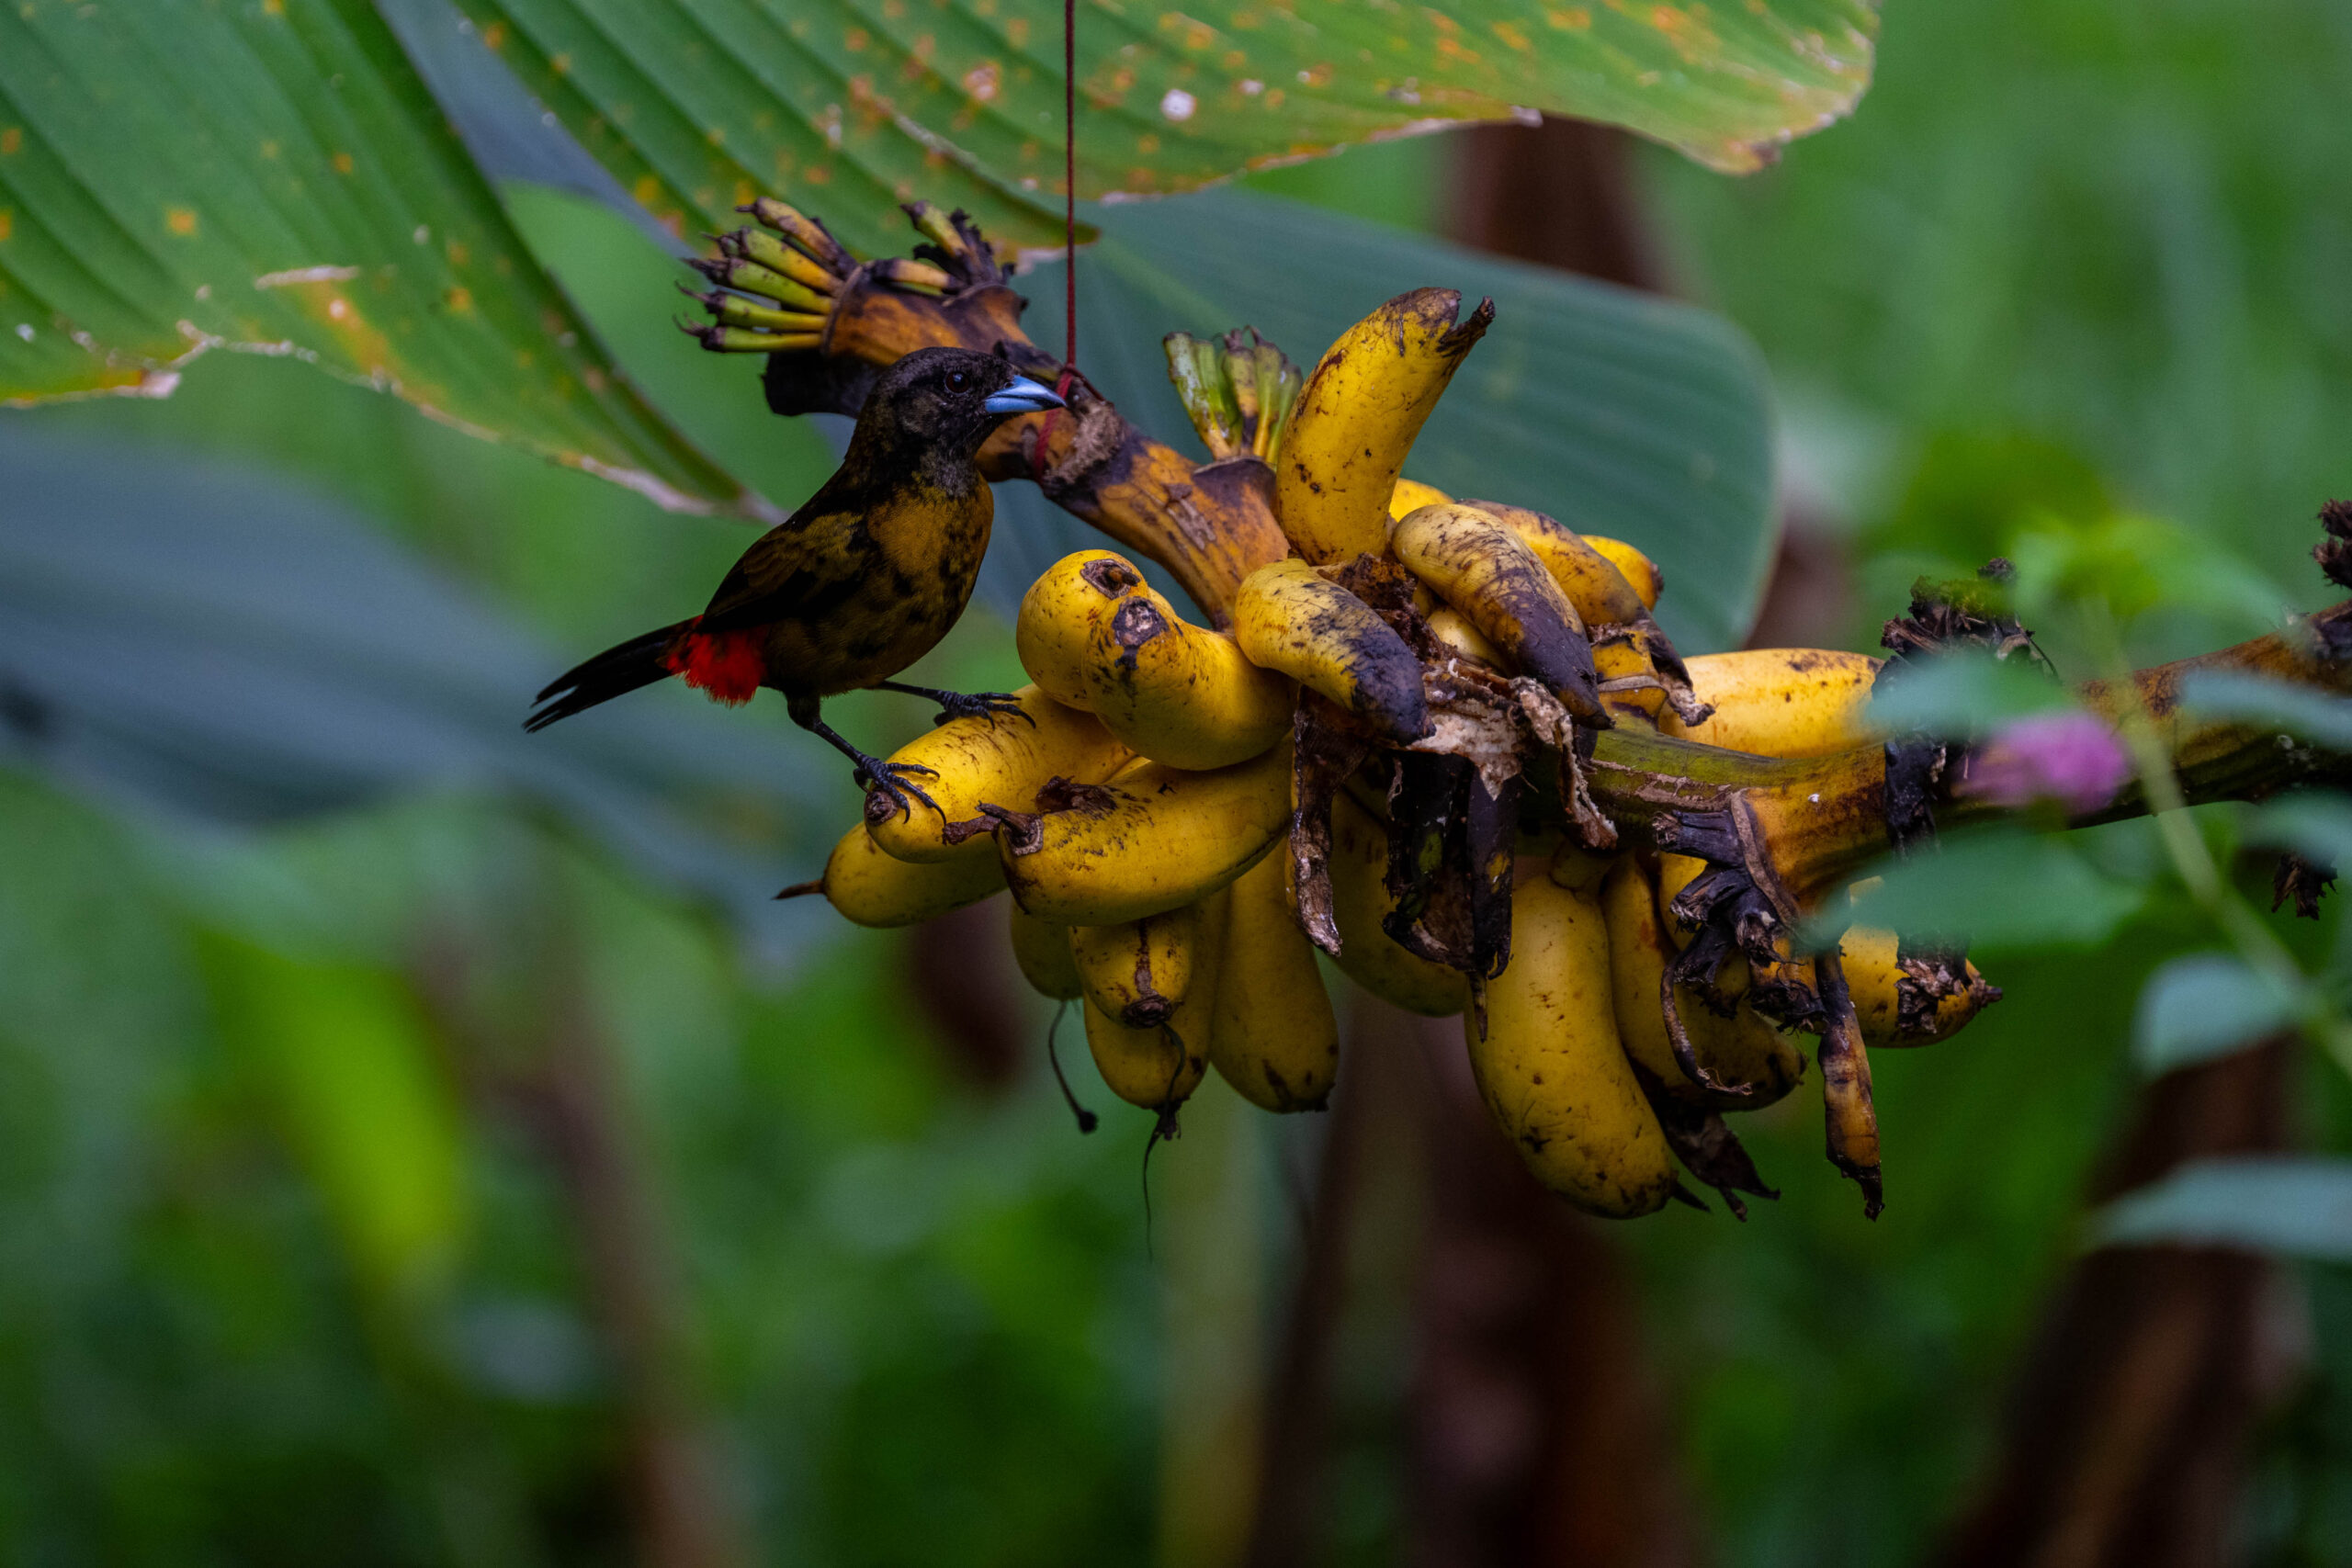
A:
[693, 484, 876, 637]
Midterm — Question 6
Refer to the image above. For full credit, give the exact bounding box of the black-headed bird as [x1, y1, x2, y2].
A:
[525, 346, 1063, 813]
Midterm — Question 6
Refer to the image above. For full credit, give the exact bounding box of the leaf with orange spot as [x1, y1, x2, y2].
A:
[0, 0, 758, 516]
[449, 0, 1871, 253]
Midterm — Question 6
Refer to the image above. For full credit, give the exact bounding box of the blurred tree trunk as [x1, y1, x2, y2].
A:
[1241, 1021, 1378, 1568]
[1931, 1039, 2304, 1568]
[1243, 1002, 1696, 1568]
[1402, 1010, 1697, 1568]
[1161, 1078, 1271, 1568]
[1447, 118, 1665, 289]
[1452, 116, 1854, 653]
[418, 902, 745, 1568]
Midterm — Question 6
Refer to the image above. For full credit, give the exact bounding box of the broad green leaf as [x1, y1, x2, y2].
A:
[2178, 670, 2352, 752]
[451, 0, 1875, 255]
[1825, 828, 2145, 953]
[198, 931, 470, 1299]
[2092, 1156, 2352, 1261]
[981, 192, 1779, 649]
[0, 423, 829, 928]
[2132, 953, 2299, 1077]
[0, 0, 756, 513]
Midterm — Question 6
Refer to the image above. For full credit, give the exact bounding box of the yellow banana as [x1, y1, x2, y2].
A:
[795, 824, 1005, 928]
[1453, 499, 1704, 728]
[1069, 904, 1202, 1028]
[1000, 744, 1293, 926]
[1210, 847, 1340, 1112]
[868, 685, 1132, 863]
[1015, 550, 1295, 771]
[1837, 925, 1999, 1048]
[1387, 476, 1453, 521]
[1324, 792, 1469, 1016]
[1465, 874, 1679, 1218]
[1455, 500, 1648, 627]
[1008, 905, 1083, 1000]
[1582, 536, 1663, 611]
[1234, 558, 1431, 743]
[1655, 852, 1708, 947]
[1085, 889, 1227, 1111]
[1276, 288, 1494, 564]
[1426, 606, 1503, 668]
[1390, 502, 1603, 719]
[1660, 649, 1883, 758]
[1594, 635, 1666, 724]
[1594, 856, 1804, 1107]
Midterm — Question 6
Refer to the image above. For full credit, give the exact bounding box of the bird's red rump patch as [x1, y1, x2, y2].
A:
[662, 620, 766, 705]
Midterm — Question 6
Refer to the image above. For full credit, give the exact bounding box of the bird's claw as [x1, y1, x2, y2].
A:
[932, 689, 1034, 728]
[855, 758, 944, 821]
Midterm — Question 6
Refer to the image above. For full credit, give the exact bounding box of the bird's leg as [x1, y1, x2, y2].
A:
[787, 694, 942, 819]
[874, 680, 1035, 729]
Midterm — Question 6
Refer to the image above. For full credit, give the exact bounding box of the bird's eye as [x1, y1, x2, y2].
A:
[948, 370, 968, 390]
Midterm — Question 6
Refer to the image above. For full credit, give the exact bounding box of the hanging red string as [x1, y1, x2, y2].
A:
[1062, 0, 1078, 379]
[1035, 0, 1079, 464]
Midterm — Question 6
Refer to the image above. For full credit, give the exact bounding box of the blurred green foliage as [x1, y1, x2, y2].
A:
[3, 0, 2350, 1562]
[1631, 0, 2352, 1561]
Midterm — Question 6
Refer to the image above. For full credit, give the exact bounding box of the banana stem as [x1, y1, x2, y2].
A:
[1586, 612, 2352, 906]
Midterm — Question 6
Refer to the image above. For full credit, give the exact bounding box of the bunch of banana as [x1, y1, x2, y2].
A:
[754, 268, 2002, 1220]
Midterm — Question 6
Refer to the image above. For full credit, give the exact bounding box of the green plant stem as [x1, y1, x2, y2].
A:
[2083, 604, 2352, 1077]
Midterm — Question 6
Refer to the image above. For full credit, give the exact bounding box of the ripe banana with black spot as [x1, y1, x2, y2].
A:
[1210, 847, 1340, 1111]
[1085, 888, 1227, 1111]
[1069, 904, 1201, 1028]
[1277, 288, 1495, 564]
[797, 824, 1005, 928]
[1455, 500, 1648, 627]
[1660, 649, 1883, 758]
[1234, 558, 1431, 743]
[1000, 743, 1294, 926]
[1837, 924, 2000, 1048]
[867, 685, 1132, 863]
[1016, 550, 1295, 771]
[1390, 502, 1604, 720]
[1465, 874, 1679, 1217]
[1455, 499, 1702, 728]
[1582, 536, 1662, 611]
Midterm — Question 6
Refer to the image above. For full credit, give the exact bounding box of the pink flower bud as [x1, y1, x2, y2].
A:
[1961, 712, 2132, 815]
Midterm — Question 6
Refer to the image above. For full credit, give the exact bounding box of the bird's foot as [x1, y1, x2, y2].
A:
[933, 689, 1032, 728]
[854, 756, 943, 821]
[877, 681, 1034, 729]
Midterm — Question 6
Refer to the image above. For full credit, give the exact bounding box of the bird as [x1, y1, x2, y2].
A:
[525, 345, 1065, 815]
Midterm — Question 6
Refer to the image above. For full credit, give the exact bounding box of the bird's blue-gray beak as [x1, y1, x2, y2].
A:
[983, 375, 1065, 415]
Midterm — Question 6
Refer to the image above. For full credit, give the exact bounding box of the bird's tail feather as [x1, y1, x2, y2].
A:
[525, 620, 694, 732]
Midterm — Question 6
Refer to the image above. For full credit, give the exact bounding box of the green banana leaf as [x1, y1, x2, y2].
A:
[979, 192, 1780, 650]
[0, 423, 830, 930]
[449, 0, 1875, 255]
[0, 0, 756, 513]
